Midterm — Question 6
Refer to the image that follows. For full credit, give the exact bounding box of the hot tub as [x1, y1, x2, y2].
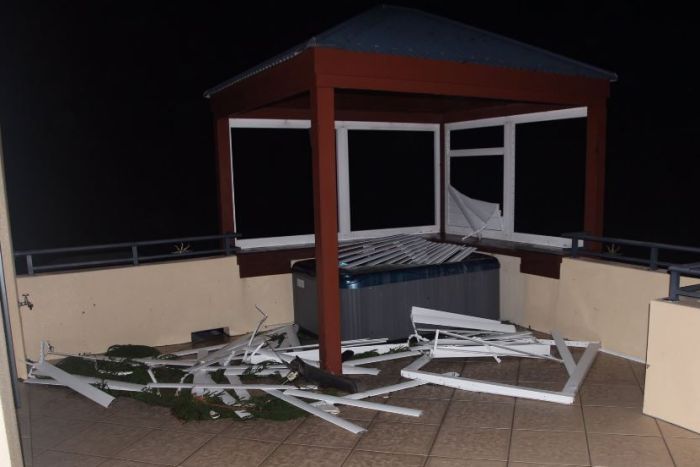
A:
[292, 252, 500, 340]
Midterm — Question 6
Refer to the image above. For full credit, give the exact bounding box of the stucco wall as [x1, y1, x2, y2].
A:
[17, 256, 295, 360]
[644, 299, 700, 434]
[495, 255, 681, 361]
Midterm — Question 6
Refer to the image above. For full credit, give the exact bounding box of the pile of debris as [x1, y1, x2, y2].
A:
[25, 306, 599, 433]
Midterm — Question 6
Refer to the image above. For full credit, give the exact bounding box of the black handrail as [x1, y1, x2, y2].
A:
[563, 232, 700, 301]
[14, 233, 238, 275]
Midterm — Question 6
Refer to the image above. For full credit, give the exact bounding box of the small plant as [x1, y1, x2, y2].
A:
[173, 242, 191, 254]
[605, 243, 621, 255]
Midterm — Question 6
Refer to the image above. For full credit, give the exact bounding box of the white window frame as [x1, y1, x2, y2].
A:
[445, 107, 587, 248]
[229, 118, 440, 249]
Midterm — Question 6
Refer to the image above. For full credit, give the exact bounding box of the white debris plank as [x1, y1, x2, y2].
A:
[147, 383, 290, 390]
[283, 389, 422, 417]
[551, 331, 577, 375]
[411, 307, 516, 333]
[429, 343, 551, 359]
[26, 374, 146, 392]
[344, 379, 428, 399]
[344, 350, 422, 366]
[402, 368, 574, 404]
[264, 389, 366, 434]
[34, 361, 115, 407]
[224, 374, 251, 401]
[562, 342, 601, 395]
[193, 371, 238, 406]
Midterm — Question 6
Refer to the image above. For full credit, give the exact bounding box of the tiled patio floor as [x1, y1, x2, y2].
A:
[16, 351, 700, 466]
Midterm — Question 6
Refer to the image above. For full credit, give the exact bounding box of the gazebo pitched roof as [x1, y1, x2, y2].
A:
[205, 4, 616, 97]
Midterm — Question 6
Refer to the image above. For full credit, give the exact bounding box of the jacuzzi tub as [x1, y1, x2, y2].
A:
[292, 252, 500, 340]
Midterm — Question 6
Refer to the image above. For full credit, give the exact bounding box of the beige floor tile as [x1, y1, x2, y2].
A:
[54, 422, 151, 457]
[428, 457, 506, 466]
[509, 430, 589, 465]
[657, 420, 700, 439]
[219, 417, 305, 442]
[29, 416, 95, 454]
[513, 400, 584, 432]
[431, 426, 510, 461]
[508, 463, 586, 467]
[99, 460, 167, 467]
[583, 405, 660, 436]
[115, 428, 212, 465]
[344, 450, 425, 466]
[31, 391, 110, 422]
[452, 389, 515, 405]
[666, 437, 700, 467]
[442, 401, 513, 430]
[588, 432, 674, 467]
[584, 355, 638, 385]
[518, 358, 570, 384]
[157, 415, 234, 434]
[261, 444, 350, 466]
[181, 436, 278, 467]
[378, 397, 449, 425]
[462, 359, 519, 383]
[285, 416, 368, 448]
[337, 396, 385, 421]
[103, 397, 176, 429]
[394, 382, 455, 400]
[33, 449, 105, 467]
[423, 360, 465, 375]
[356, 421, 438, 455]
[580, 383, 643, 407]
[629, 361, 647, 388]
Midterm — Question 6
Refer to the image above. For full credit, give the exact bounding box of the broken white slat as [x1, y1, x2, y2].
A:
[244, 349, 380, 375]
[264, 389, 366, 434]
[192, 371, 238, 406]
[147, 383, 290, 390]
[224, 374, 251, 401]
[34, 362, 116, 407]
[562, 342, 601, 395]
[440, 331, 561, 363]
[278, 343, 408, 362]
[411, 307, 516, 333]
[536, 339, 592, 348]
[551, 331, 577, 376]
[283, 389, 422, 417]
[344, 350, 422, 366]
[26, 374, 147, 392]
[344, 379, 429, 399]
[429, 344, 551, 359]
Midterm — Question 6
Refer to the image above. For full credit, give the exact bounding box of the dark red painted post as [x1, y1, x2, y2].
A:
[584, 100, 607, 241]
[310, 85, 342, 374]
[214, 116, 235, 234]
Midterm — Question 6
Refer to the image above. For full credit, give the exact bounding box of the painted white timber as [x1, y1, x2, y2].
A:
[283, 389, 423, 417]
[26, 375, 146, 393]
[411, 307, 516, 333]
[193, 371, 238, 406]
[344, 350, 422, 366]
[402, 369, 574, 404]
[429, 344, 551, 359]
[224, 374, 251, 401]
[34, 362, 115, 407]
[562, 342, 601, 395]
[147, 383, 290, 390]
[552, 331, 577, 376]
[344, 379, 429, 400]
[264, 389, 366, 434]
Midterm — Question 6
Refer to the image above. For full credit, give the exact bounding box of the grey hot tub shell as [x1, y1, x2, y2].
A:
[292, 253, 500, 340]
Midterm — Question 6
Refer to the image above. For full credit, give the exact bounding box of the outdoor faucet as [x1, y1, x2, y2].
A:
[19, 293, 33, 310]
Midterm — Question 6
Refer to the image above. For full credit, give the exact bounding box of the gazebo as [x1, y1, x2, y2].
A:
[204, 5, 616, 373]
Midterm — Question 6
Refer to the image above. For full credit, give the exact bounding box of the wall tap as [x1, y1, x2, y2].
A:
[19, 293, 33, 310]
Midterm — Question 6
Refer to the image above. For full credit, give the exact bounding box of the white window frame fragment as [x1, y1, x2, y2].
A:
[445, 107, 588, 248]
[229, 118, 441, 249]
[401, 338, 600, 405]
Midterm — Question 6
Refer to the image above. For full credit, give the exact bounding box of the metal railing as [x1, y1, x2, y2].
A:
[14, 233, 238, 275]
[563, 232, 700, 301]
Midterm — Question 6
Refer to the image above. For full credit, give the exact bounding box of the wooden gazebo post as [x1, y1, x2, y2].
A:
[310, 85, 342, 374]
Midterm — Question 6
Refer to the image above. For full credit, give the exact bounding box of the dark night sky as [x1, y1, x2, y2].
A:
[1, 1, 698, 251]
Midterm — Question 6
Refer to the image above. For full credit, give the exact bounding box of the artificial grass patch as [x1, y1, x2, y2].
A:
[55, 345, 306, 422]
